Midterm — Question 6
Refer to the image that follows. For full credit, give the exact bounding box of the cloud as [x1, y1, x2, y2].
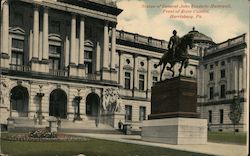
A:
[117, 0, 248, 43]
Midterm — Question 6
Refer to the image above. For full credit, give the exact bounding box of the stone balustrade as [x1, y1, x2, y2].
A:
[205, 34, 246, 55]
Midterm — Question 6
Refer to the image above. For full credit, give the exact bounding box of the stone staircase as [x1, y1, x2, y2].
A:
[7, 117, 123, 134]
[59, 119, 123, 134]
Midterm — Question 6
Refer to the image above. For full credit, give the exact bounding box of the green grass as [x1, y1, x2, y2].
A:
[0, 133, 212, 156]
[208, 131, 247, 145]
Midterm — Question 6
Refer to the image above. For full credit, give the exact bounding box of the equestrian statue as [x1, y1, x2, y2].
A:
[155, 30, 194, 81]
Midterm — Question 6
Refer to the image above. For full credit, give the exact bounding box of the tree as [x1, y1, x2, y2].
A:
[228, 96, 242, 134]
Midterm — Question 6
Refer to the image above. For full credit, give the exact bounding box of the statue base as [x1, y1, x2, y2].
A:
[149, 76, 199, 119]
[142, 76, 207, 144]
[142, 118, 207, 144]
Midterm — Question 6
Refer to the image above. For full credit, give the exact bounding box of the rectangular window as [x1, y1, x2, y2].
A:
[49, 45, 61, 54]
[220, 85, 226, 98]
[139, 74, 145, 91]
[139, 106, 146, 121]
[220, 109, 224, 124]
[11, 52, 23, 66]
[125, 105, 132, 121]
[49, 58, 60, 70]
[209, 87, 214, 100]
[124, 72, 131, 89]
[84, 51, 92, 60]
[208, 110, 212, 123]
[221, 69, 226, 78]
[85, 62, 93, 74]
[152, 76, 158, 86]
[209, 72, 214, 81]
[49, 45, 61, 70]
[11, 39, 24, 66]
[12, 39, 24, 50]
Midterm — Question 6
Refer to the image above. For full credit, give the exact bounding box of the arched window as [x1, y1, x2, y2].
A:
[10, 86, 29, 117]
[49, 89, 67, 118]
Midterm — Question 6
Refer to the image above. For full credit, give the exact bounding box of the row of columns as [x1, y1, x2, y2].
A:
[1, 0, 9, 56]
[1, 0, 117, 76]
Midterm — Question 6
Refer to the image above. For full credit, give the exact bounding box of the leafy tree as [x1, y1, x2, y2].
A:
[228, 96, 242, 134]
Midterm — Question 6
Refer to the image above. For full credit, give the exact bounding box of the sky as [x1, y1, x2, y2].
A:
[115, 0, 249, 43]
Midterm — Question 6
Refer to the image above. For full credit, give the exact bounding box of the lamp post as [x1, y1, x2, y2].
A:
[36, 85, 44, 125]
[74, 96, 82, 121]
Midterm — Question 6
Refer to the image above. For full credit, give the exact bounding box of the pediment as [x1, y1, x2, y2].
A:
[48, 34, 62, 42]
[84, 40, 94, 47]
[9, 27, 25, 35]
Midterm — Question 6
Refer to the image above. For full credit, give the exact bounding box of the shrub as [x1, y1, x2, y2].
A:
[29, 128, 57, 138]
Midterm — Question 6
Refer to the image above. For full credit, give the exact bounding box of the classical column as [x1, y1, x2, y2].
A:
[96, 41, 101, 72]
[146, 57, 151, 99]
[111, 23, 116, 69]
[133, 54, 138, 91]
[33, 5, 39, 59]
[147, 57, 151, 90]
[118, 51, 123, 85]
[238, 56, 243, 92]
[103, 21, 109, 69]
[70, 14, 76, 65]
[79, 16, 85, 65]
[1, 0, 9, 55]
[42, 7, 48, 60]
[233, 57, 239, 95]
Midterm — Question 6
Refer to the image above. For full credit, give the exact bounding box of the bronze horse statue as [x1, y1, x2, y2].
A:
[155, 33, 194, 81]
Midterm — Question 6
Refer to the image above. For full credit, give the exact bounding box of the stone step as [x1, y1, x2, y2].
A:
[59, 128, 123, 134]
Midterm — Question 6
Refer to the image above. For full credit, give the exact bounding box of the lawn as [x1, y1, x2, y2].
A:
[0, 133, 212, 156]
[208, 131, 247, 145]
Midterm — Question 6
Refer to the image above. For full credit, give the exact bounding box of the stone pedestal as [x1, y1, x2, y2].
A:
[7, 118, 15, 131]
[48, 117, 58, 133]
[149, 76, 199, 119]
[142, 118, 207, 144]
[142, 76, 207, 144]
[112, 112, 125, 129]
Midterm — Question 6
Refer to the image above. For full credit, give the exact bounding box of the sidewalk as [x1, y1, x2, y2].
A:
[69, 133, 248, 156]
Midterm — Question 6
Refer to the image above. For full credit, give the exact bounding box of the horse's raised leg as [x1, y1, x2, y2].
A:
[160, 63, 166, 81]
[170, 63, 175, 77]
[179, 61, 185, 76]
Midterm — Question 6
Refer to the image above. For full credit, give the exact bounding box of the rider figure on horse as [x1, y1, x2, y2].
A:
[168, 30, 180, 60]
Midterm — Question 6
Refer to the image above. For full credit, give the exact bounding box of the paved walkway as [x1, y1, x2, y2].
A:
[69, 133, 248, 156]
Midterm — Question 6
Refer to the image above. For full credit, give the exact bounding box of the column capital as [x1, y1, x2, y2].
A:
[104, 20, 109, 26]
[111, 22, 117, 28]
[33, 3, 40, 10]
[133, 53, 139, 58]
[117, 50, 123, 56]
[147, 56, 152, 61]
[71, 13, 77, 17]
[1, 0, 9, 5]
[80, 15, 86, 21]
[42, 5, 49, 11]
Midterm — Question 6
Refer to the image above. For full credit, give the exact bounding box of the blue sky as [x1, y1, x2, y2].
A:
[116, 0, 249, 43]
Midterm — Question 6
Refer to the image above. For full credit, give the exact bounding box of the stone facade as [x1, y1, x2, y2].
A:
[197, 34, 248, 132]
[1, 0, 246, 133]
[0, 0, 198, 129]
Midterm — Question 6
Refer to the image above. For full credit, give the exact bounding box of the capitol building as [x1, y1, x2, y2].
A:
[0, 0, 248, 132]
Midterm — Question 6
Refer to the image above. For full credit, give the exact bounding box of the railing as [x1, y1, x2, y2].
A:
[205, 34, 245, 55]
[49, 69, 68, 77]
[116, 30, 168, 49]
[9, 64, 30, 72]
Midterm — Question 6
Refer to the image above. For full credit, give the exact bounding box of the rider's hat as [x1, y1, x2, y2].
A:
[173, 30, 177, 35]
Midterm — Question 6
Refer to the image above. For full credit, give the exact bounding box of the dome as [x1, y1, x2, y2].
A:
[187, 27, 214, 45]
